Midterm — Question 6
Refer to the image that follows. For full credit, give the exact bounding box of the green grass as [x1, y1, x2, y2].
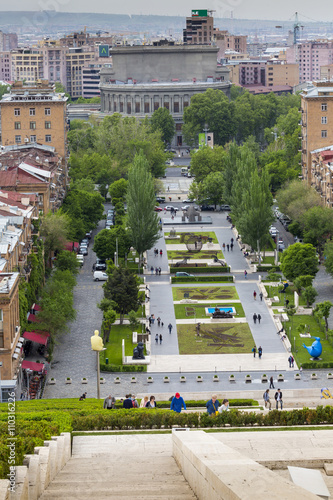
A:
[174, 302, 245, 319]
[164, 231, 219, 244]
[167, 249, 224, 260]
[177, 323, 254, 354]
[172, 286, 239, 301]
[264, 285, 306, 306]
[100, 325, 138, 366]
[285, 315, 333, 366]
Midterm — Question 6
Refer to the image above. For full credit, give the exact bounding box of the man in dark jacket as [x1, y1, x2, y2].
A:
[274, 389, 283, 410]
[123, 394, 133, 409]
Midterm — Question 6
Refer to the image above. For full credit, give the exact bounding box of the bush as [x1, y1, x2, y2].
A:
[171, 276, 234, 284]
[100, 364, 146, 372]
[302, 362, 333, 369]
[170, 266, 230, 273]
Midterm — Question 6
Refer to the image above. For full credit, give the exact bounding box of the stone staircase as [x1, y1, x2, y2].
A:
[39, 434, 197, 499]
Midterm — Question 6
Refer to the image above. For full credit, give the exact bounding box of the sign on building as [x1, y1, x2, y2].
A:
[99, 45, 109, 57]
[192, 10, 208, 17]
[198, 133, 206, 148]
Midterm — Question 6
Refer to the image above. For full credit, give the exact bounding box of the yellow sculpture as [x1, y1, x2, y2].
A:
[91, 329, 104, 351]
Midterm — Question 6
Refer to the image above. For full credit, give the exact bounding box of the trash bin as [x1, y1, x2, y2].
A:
[105, 358, 109, 365]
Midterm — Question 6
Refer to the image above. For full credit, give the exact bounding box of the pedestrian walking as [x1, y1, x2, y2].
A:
[253, 313, 258, 324]
[230, 242, 234, 251]
[159, 267, 161, 275]
[258, 346, 262, 359]
[288, 355, 292, 368]
[275, 389, 283, 410]
[168, 323, 173, 334]
[159, 334, 163, 344]
[160, 249, 163, 256]
[150, 266, 154, 275]
[170, 393, 186, 413]
[231, 237, 234, 244]
[161, 322, 164, 328]
[252, 346, 256, 357]
[155, 334, 158, 344]
[157, 317, 161, 327]
[149, 317, 152, 326]
[226, 244, 230, 251]
[269, 376, 275, 389]
[253, 290, 257, 300]
[155, 267, 158, 275]
[291, 355, 294, 368]
[244, 270, 247, 279]
[263, 389, 271, 410]
[259, 292, 263, 301]
[257, 313, 261, 324]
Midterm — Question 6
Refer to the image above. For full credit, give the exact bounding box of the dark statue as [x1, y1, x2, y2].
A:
[132, 341, 145, 359]
[212, 307, 233, 319]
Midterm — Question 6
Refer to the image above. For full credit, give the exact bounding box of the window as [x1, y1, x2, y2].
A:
[45, 135, 51, 142]
[321, 130, 328, 138]
[30, 135, 36, 142]
[174, 102, 179, 113]
[15, 135, 21, 143]
[14, 122, 21, 130]
[144, 102, 149, 113]
[14, 108, 20, 116]
[322, 103, 327, 111]
[154, 102, 159, 111]
[44, 108, 51, 115]
[29, 108, 35, 116]
[135, 102, 140, 113]
[176, 124, 182, 131]
[127, 102, 131, 114]
[45, 121, 51, 129]
[30, 121, 36, 130]
[322, 117, 328, 124]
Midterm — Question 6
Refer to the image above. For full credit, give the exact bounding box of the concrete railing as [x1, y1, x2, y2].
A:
[172, 430, 319, 500]
[0, 432, 71, 500]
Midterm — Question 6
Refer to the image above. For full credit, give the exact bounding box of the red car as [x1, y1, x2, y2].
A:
[154, 206, 163, 212]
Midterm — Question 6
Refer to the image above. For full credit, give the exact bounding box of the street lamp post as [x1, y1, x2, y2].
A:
[26, 368, 32, 400]
[91, 330, 106, 400]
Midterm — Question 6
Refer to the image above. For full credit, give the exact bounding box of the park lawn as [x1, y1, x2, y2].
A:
[174, 302, 245, 319]
[177, 323, 254, 355]
[164, 231, 219, 244]
[264, 285, 307, 306]
[167, 249, 224, 260]
[100, 325, 137, 365]
[286, 315, 333, 367]
[172, 286, 239, 301]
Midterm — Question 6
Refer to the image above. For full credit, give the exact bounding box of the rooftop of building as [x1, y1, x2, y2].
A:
[100, 79, 229, 88]
[243, 84, 293, 94]
[0, 272, 19, 293]
[1, 81, 68, 103]
[0, 144, 59, 170]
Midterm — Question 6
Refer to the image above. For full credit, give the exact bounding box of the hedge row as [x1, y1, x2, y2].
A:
[170, 266, 230, 274]
[100, 364, 146, 372]
[1, 405, 333, 479]
[171, 276, 234, 284]
[302, 362, 333, 369]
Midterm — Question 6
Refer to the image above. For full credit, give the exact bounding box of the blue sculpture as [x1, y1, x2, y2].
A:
[302, 337, 322, 359]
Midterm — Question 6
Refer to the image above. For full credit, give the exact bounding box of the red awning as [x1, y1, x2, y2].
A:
[23, 331, 49, 345]
[65, 241, 79, 252]
[32, 304, 42, 311]
[28, 314, 40, 323]
[21, 360, 45, 372]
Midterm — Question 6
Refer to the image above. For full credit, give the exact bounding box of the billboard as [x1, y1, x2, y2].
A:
[198, 133, 206, 148]
[192, 9, 208, 17]
[99, 45, 109, 57]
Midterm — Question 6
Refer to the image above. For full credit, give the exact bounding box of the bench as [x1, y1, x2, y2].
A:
[281, 313, 289, 322]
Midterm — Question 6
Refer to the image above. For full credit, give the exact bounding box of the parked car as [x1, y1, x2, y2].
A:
[200, 205, 214, 211]
[175, 272, 194, 277]
[79, 246, 88, 256]
[155, 197, 165, 203]
[154, 206, 163, 212]
[93, 271, 108, 281]
[182, 205, 199, 211]
[76, 254, 84, 267]
[269, 226, 278, 236]
[81, 238, 89, 247]
[85, 231, 92, 240]
[278, 239, 285, 251]
[94, 259, 106, 271]
[165, 206, 178, 212]
[220, 205, 231, 211]
[183, 198, 194, 203]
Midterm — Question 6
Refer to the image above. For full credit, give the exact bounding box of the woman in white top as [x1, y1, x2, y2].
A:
[140, 396, 149, 408]
[218, 398, 230, 413]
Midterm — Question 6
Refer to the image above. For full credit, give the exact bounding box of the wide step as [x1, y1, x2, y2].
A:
[39, 435, 197, 500]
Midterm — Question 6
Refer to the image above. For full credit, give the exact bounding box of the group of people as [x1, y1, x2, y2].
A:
[150, 266, 162, 275]
[153, 248, 163, 257]
[252, 345, 263, 358]
[253, 313, 262, 324]
[263, 388, 283, 410]
[222, 239, 234, 252]
[101, 393, 187, 412]
[205, 395, 230, 415]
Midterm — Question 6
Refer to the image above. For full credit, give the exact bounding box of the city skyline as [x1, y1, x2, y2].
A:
[0, 0, 333, 22]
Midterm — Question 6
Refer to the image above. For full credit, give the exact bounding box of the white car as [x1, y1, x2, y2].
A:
[269, 226, 278, 236]
[93, 271, 108, 281]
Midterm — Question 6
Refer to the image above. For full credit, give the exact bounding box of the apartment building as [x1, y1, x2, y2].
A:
[11, 48, 44, 84]
[0, 31, 18, 51]
[0, 81, 68, 158]
[286, 40, 333, 83]
[37, 40, 67, 87]
[0, 51, 11, 82]
[214, 29, 247, 62]
[66, 47, 95, 99]
[300, 81, 333, 183]
[266, 61, 299, 87]
[183, 10, 214, 45]
[0, 143, 68, 213]
[309, 146, 333, 207]
[238, 60, 267, 86]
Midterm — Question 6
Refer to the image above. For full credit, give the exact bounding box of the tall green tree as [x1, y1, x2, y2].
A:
[150, 107, 175, 144]
[301, 206, 333, 253]
[54, 250, 80, 275]
[280, 243, 319, 282]
[190, 146, 227, 183]
[93, 226, 132, 262]
[314, 301, 333, 336]
[102, 308, 117, 343]
[109, 178, 128, 201]
[201, 171, 225, 207]
[126, 152, 160, 263]
[61, 189, 104, 241]
[40, 212, 70, 265]
[104, 266, 140, 324]
[324, 241, 333, 278]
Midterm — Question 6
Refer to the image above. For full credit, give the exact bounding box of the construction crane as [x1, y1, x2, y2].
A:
[293, 12, 304, 45]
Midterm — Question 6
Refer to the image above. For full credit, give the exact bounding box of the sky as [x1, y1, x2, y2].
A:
[1, 0, 333, 22]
